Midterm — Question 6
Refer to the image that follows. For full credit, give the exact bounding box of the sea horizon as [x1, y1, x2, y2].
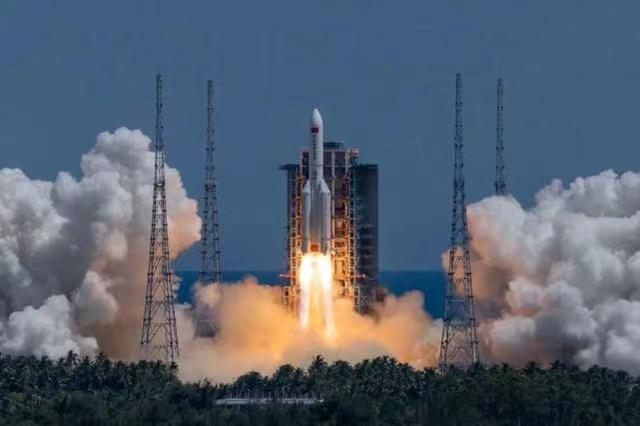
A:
[175, 269, 446, 318]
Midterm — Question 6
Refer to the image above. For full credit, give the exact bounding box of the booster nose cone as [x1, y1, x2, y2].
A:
[311, 108, 323, 130]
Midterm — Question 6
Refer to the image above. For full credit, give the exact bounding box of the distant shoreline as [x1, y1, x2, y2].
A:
[175, 270, 446, 318]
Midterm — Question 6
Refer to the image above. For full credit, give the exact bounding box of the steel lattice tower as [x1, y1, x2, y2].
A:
[199, 80, 223, 286]
[140, 74, 180, 363]
[196, 80, 223, 336]
[495, 77, 506, 195]
[439, 73, 479, 370]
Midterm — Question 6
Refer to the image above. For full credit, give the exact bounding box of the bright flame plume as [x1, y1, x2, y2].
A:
[298, 253, 335, 339]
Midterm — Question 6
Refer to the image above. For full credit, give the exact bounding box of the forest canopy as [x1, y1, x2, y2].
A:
[1, 352, 639, 425]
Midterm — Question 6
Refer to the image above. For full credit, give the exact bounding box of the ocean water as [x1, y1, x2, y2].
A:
[175, 270, 446, 318]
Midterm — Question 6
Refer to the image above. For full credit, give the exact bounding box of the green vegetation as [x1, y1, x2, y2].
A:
[1, 352, 639, 425]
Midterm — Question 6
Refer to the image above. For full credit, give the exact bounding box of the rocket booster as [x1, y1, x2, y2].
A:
[302, 109, 331, 254]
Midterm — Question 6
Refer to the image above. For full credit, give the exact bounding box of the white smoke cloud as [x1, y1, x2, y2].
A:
[0, 295, 98, 359]
[0, 128, 200, 359]
[468, 170, 640, 373]
[0, 125, 442, 380]
[10, 125, 640, 379]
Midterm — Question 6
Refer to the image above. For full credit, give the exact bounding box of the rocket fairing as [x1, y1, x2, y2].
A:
[302, 109, 332, 254]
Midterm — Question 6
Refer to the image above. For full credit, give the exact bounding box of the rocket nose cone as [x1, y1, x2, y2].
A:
[311, 108, 323, 129]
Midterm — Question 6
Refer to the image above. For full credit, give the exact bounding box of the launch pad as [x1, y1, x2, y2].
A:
[280, 109, 381, 317]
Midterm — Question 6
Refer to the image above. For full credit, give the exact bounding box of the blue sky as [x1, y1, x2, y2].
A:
[1, 1, 638, 270]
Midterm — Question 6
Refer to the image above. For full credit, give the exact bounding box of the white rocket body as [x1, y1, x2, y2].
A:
[302, 109, 331, 254]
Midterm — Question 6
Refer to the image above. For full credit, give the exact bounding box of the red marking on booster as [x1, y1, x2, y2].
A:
[311, 127, 319, 133]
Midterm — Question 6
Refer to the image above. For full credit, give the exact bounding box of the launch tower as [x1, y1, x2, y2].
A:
[281, 112, 379, 314]
[196, 79, 223, 336]
[439, 73, 480, 370]
[140, 74, 180, 363]
[495, 77, 506, 196]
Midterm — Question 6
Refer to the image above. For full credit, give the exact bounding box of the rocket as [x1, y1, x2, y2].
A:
[302, 109, 331, 254]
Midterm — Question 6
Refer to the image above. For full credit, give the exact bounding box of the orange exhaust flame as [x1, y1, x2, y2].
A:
[298, 253, 335, 339]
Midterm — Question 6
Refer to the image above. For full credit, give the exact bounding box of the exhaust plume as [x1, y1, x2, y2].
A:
[180, 279, 441, 382]
[0, 128, 200, 360]
[0, 126, 442, 381]
[8, 128, 640, 379]
[298, 253, 335, 338]
[468, 170, 640, 373]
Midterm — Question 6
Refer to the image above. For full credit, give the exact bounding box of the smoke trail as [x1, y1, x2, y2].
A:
[468, 170, 640, 373]
[0, 128, 200, 360]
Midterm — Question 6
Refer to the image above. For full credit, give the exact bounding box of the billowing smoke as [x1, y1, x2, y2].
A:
[468, 170, 640, 373]
[16, 125, 640, 379]
[0, 126, 441, 380]
[179, 279, 441, 382]
[0, 128, 200, 360]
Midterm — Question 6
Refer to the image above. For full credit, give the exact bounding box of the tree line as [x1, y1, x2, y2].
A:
[1, 351, 639, 425]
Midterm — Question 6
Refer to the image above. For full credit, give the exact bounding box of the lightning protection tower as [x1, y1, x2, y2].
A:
[439, 73, 480, 370]
[495, 77, 506, 195]
[196, 80, 223, 336]
[140, 74, 180, 363]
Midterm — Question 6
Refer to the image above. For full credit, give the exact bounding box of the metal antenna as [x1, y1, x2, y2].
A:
[140, 74, 180, 363]
[199, 80, 223, 285]
[196, 80, 223, 336]
[495, 77, 506, 195]
[439, 73, 479, 370]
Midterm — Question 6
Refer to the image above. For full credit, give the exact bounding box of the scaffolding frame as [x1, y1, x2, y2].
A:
[281, 143, 364, 313]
